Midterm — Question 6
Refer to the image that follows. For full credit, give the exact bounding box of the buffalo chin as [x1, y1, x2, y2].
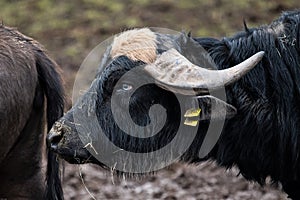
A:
[53, 145, 99, 165]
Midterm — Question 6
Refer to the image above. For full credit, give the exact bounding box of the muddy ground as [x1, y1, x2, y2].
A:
[62, 162, 288, 200]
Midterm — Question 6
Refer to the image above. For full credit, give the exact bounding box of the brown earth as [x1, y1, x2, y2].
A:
[62, 162, 287, 200]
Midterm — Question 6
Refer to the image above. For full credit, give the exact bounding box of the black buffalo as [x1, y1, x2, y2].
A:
[0, 25, 64, 199]
[48, 10, 300, 199]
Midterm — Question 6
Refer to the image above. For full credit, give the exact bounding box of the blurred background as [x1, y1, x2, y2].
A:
[0, 0, 298, 199]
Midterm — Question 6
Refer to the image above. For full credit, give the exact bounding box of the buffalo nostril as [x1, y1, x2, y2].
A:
[47, 130, 63, 149]
[47, 122, 65, 149]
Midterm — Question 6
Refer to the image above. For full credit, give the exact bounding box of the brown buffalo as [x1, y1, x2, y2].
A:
[0, 25, 64, 199]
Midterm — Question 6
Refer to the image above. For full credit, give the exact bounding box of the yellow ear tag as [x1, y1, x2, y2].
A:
[184, 118, 199, 127]
[183, 108, 201, 127]
[184, 108, 201, 118]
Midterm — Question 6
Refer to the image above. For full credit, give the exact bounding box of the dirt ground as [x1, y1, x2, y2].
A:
[62, 162, 288, 200]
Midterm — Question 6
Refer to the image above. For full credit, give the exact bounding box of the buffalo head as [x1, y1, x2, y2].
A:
[47, 28, 263, 172]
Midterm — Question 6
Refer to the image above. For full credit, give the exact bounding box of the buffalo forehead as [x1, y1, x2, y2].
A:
[110, 28, 157, 64]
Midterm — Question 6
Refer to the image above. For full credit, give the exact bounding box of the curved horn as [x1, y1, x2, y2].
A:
[144, 49, 264, 95]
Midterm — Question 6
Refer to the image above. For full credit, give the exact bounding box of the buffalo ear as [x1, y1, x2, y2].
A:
[194, 95, 236, 121]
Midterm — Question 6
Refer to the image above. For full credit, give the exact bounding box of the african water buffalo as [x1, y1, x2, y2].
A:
[48, 10, 300, 199]
[0, 25, 64, 199]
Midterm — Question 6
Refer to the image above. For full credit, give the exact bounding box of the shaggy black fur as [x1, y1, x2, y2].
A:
[95, 56, 182, 153]
[195, 10, 300, 199]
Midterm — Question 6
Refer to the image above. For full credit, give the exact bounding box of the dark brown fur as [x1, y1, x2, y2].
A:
[0, 25, 64, 199]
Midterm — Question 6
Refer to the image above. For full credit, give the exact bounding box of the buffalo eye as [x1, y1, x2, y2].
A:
[121, 83, 133, 91]
[115, 82, 134, 93]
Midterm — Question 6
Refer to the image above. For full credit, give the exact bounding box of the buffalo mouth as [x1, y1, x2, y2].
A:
[54, 146, 96, 165]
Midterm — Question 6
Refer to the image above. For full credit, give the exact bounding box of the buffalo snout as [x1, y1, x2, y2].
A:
[47, 121, 70, 150]
[47, 116, 97, 164]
